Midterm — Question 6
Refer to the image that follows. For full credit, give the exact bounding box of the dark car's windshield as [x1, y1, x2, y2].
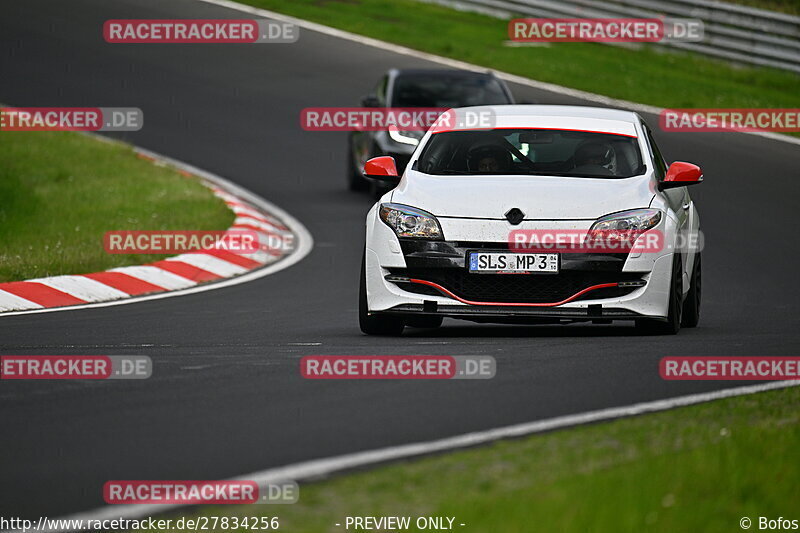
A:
[416, 128, 645, 178]
[391, 75, 510, 107]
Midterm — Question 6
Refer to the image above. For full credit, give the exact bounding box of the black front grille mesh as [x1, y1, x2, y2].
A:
[390, 268, 642, 303]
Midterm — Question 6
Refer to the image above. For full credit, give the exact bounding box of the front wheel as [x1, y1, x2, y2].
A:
[359, 251, 405, 336]
[636, 254, 683, 335]
[681, 253, 701, 327]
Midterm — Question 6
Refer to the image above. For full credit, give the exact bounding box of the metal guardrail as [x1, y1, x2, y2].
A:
[423, 0, 800, 73]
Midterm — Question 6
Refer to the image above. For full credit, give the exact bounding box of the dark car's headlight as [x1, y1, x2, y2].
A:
[388, 126, 423, 146]
[379, 203, 443, 239]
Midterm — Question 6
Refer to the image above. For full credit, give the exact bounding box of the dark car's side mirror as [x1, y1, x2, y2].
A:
[361, 94, 380, 108]
[364, 156, 400, 184]
[660, 161, 703, 190]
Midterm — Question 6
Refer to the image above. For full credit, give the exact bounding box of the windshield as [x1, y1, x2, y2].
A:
[391, 75, 510, 107]
[416, 128, 645, 178]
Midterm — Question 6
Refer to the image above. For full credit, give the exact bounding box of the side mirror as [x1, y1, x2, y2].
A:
[361, 95, 380, 108]
[363, 156, 400, 184]
[660, 161, 703, 190]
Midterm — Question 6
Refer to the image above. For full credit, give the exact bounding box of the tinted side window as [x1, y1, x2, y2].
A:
[643, 124, 667, 179]
[376, 75, 388, 105]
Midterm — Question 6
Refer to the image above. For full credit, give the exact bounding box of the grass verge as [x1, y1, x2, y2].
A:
[241, 0, 799, 109]
[159, 385, 800, 532]
[727, 0, 800, 15]
[0, 131, 234, 282]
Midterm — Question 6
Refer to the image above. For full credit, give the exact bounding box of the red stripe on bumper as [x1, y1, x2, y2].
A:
[408, 279, 620, 307]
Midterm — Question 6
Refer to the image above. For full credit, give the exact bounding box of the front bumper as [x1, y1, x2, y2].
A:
[384, 304, 643, 323]
[365, 236, 674, 322]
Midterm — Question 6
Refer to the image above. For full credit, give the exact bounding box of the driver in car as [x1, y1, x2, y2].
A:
[467, 144, 512, 173]
[572, 142, 614, 176]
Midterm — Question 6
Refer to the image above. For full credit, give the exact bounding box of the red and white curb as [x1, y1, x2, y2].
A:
[0, 146, 313, 316]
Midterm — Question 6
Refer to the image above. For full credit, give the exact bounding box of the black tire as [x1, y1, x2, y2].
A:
[359, 251, 405, 336]
[636, 254, 683, 335]
[681, 253, 701, 328]
[406, 316, 444, 329]
[347, 135, 368, 191]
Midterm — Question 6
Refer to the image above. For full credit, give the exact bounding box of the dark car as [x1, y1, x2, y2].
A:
[347, 68, 515, 193]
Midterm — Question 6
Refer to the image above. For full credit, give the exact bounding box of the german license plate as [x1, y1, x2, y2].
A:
[468, 251, 559, 274]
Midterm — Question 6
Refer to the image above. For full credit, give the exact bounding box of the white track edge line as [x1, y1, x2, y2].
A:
[14, 379, 798, 532]
[194, 0, 800, 147]
[0, 142, 314, 318]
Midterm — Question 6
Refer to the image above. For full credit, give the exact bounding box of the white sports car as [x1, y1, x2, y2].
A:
[360, 105, 702, 335]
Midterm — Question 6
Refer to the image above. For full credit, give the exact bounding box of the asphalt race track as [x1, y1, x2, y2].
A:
[1, 0, 799, 519]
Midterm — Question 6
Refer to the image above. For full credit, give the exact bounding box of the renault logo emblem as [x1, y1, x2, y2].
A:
[505, 208, 525, 225]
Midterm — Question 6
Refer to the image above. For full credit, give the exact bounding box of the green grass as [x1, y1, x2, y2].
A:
[0, 131, 234, 282]
[244, 0, 799, 109]
[155, 385, 800, 533]
[726, 0, 800, 15]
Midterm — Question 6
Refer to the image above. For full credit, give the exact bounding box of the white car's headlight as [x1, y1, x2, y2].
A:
[388, 126, 423, 146]
[587, 208, 662, 243]
[379, 203, 443, 239]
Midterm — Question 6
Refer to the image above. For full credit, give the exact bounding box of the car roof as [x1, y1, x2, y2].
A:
[390, 68, 497, 79]
[432, 105, 641, 137]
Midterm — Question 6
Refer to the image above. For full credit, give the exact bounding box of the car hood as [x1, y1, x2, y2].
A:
[391, 171, 656, 220]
